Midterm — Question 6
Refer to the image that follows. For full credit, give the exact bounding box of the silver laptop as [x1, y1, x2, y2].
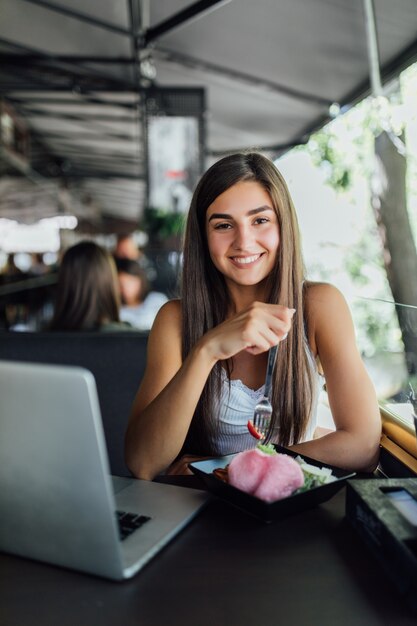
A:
[0, 360, 208, 580]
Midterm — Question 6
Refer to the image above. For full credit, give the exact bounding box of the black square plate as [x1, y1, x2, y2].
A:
[189, 445, 355, 522]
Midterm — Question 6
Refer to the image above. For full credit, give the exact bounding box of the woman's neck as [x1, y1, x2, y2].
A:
[227, 282, 269, 314]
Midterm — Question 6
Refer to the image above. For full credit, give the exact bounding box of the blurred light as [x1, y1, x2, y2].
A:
[14, 252, 32, 272]
[140, 58, 157, 80]
[133, 230, 149, 248]
[0, 223, 60, 253]
[39, 215, 78, 230]
[43, 251, 58, 266]
[0, 215, 78, 254]
[0, 218, 18, 229]
[168, 251, 183, 267]
[329, 102, 341, 118]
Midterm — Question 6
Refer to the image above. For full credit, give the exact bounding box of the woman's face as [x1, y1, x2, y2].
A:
[118, 272, 142, 306]
[205, 181, 279, 289]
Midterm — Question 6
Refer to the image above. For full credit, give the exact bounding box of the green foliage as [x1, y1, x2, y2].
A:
[307, 130, 352, 191]
[305, 97, 378, 193]
[140, 207, 185, 241]
[352, 298, 402, 357]
[298, 96, 406, 356]
[343, 234, 383, 288]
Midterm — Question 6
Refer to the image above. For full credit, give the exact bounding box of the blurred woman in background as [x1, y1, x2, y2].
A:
[116, 258, 167, 331]
[49, 241, 133, 332]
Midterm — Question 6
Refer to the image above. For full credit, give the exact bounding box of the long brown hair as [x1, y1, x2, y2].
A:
[49, 241, 121, 331]
[181, 152, 316, 454]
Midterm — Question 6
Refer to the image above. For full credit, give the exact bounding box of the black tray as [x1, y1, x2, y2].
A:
[189, 445, 355, 522]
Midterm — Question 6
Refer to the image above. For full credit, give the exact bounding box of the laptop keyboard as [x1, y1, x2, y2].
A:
[116, 510, 151, 541]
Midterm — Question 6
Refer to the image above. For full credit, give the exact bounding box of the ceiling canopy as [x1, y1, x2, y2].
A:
[1, 0, 416, 230]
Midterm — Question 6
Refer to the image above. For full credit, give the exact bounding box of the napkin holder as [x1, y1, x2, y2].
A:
[346, 478, 417, 613]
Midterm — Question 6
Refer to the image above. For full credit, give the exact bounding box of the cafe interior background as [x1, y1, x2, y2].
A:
[1, 0, 417, 434]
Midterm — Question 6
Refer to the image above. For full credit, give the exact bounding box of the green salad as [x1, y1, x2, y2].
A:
[255, 443, 337, 492]
[294, 455, 337, 492]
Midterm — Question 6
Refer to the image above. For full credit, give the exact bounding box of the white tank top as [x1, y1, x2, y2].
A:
[208, 364, 321, 456]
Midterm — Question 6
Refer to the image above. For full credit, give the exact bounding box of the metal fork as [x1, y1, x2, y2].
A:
[252, 344, 279, 442]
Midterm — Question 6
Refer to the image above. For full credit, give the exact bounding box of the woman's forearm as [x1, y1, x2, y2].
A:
[289, 426, 381, 473]
[125, 342, 217, 480]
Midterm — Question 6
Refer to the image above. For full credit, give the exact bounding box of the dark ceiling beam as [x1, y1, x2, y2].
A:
[0, 88, 136, 133]
[38, 131, 136, 142]
[21, 112, 134, 139]
[7, 92, 136, 109]
[0, 54, 134, 68]
[18, 0, 130, 37]
[0, 38, 138, 92]
[37, 153, 139, 164]
[155, 47, 333, 107]
[39, 149, 137, 161]
[42, 144, 141, 157]
[54, 171, 144, 180]
[15, 108, 136, 124]
[1, 79, 141, 95]
[0, 54, 136, 65]
[0, 58, 137, 92]
[143, 0, 232, 45]
[7, 96, 138, 109]
[7, 107, 135, 124]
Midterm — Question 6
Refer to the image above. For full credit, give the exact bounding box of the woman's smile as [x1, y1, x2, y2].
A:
[229, 252, 265, 267]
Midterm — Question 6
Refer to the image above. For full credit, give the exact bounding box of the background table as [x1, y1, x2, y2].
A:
[0, 485, 415, 626]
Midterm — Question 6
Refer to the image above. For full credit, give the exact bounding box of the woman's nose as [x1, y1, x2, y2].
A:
[232, 224, 253, 249]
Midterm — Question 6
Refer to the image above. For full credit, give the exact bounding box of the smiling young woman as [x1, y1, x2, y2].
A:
[125, 152, 381, 480]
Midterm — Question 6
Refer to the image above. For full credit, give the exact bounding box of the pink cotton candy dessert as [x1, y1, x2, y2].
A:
[228, 448, 304, 502]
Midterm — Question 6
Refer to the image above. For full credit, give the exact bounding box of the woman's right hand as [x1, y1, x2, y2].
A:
[126, 300, 295, 479]
[200, 301, 295, 362]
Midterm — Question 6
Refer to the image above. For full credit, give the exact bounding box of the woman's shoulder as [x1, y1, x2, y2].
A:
[304, 281, 347, 311]
[303, 282, 351, 353]
[147, 299, 183, 361]
[154, 298, 181, 320]
[150, 298, 182, 337]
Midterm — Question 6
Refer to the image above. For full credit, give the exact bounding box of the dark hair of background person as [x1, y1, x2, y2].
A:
[180, 151, 316, 455]
[49, 241, 121, 331]
[114, 257, 150, 302]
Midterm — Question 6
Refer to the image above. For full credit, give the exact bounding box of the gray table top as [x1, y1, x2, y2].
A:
[0, 485, 415, 626]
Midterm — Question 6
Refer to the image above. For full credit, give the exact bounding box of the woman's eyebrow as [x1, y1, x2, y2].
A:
[208, 206, 273, 222]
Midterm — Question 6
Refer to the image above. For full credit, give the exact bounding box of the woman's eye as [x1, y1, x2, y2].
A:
[214, 222, 232, 230]
[254, 217, 269, 225]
